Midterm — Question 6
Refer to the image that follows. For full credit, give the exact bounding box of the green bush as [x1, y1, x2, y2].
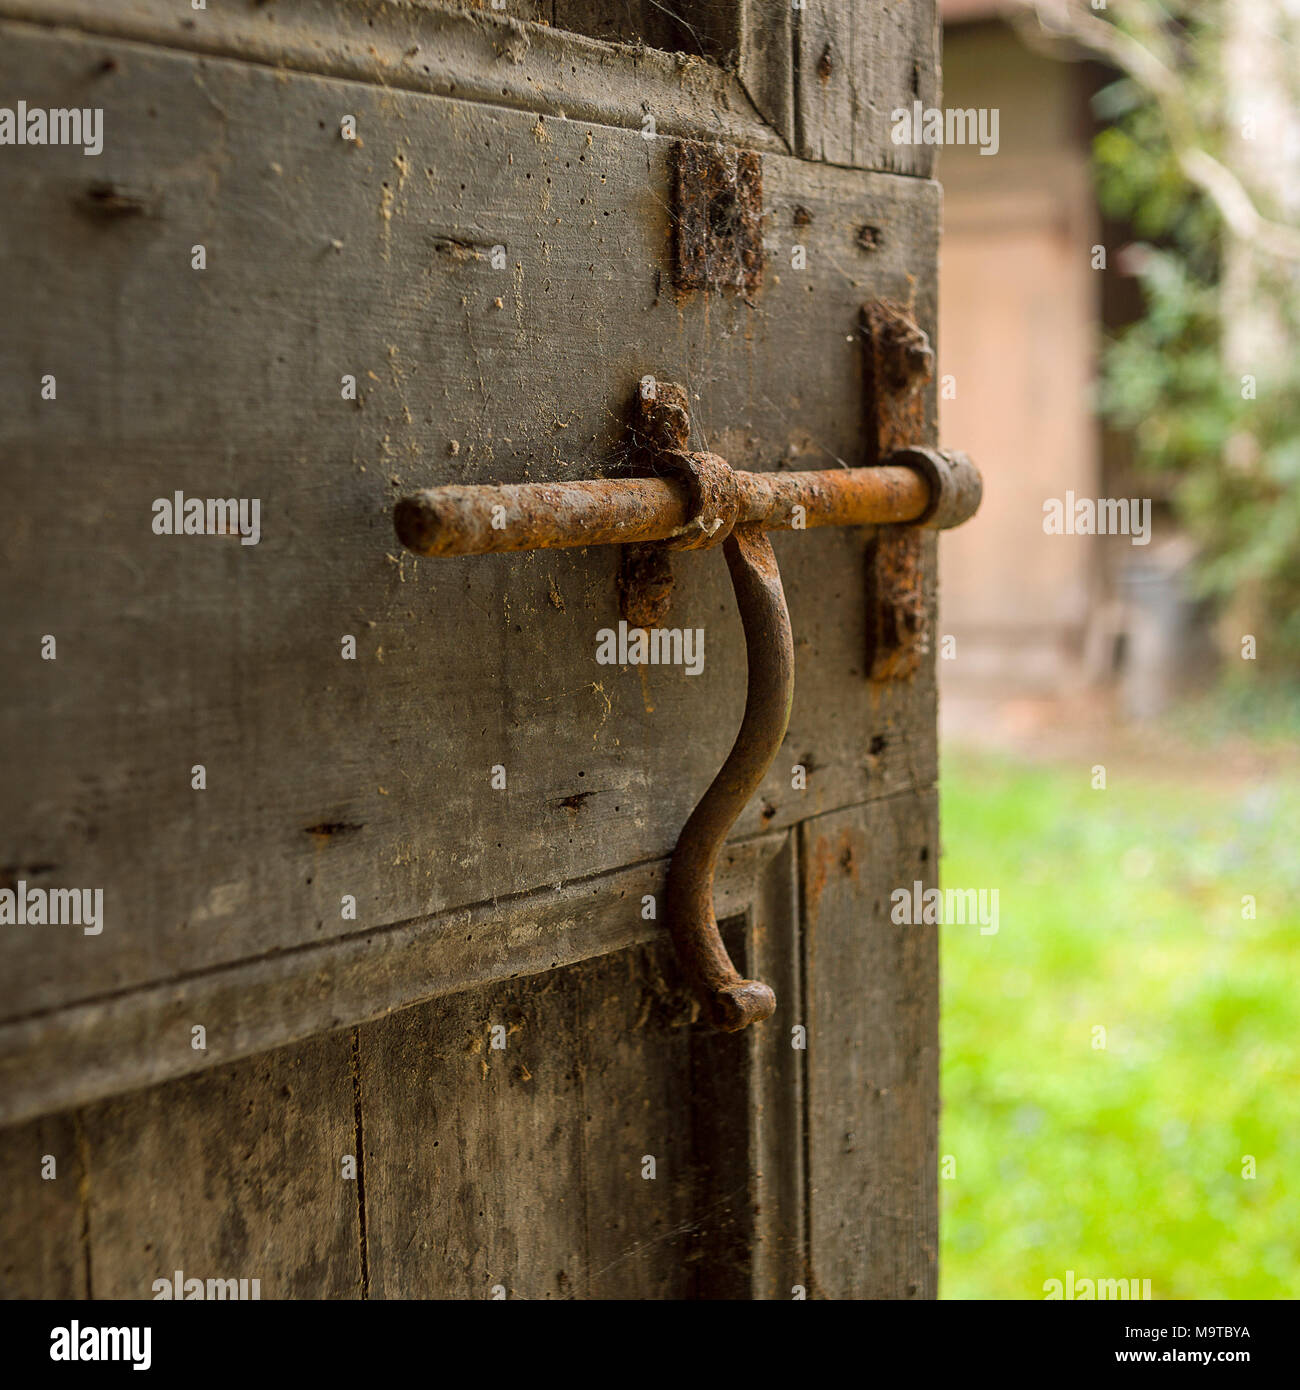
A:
[1093, 43, 1300, 660]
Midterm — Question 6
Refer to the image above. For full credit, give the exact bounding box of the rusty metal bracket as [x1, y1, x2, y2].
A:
[863, 300, 937, 681]
[672, 141, 764, 294]
[394, 375, 981, 1031]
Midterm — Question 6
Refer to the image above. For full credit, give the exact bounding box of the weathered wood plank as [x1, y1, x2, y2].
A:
[359, 946, 728, 1300]
[0, 0, 785, 152]
[741, 832, 807, 1297]
[0, 829, 805, 1299]
[0, 25, 939, 1032]
[796, 0, 940, 174]
[678, 915, 762, 1298]
[551, 0, 693, 54]
[76, 1031, 360, 1299]
[738, 0, 796, 148]
[575, 945, 700, 1299]
[0, 833, 785, 1127]
[0, 1112, 88, 1298]
[359, 972, 588, 1299]
[359, 830, 800, 1298]
[801, 792, 938, 1298]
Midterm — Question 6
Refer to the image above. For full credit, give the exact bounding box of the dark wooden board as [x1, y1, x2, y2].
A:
[359, 829, 801, 1298]
[359, 969, 591, 1299]
[0, 1112, 88, 1298]
[801, 792, 939, 1298]
[0, 830, 804, 1298]
[0, 829, 788, 1127]
[0, 0, 786, 153]
[796, 0, 940, 175]
[73, 1031, 361, 1299]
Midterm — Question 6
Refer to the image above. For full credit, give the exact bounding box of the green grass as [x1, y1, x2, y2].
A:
[938, 747, 1300, 1299]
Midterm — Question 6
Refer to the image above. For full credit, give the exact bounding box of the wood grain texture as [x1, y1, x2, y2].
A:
[0, 834, 806, 1299]
[0, 832, 787, 1128]
[0, 23, 939, 1033]
[796, 0, 940, 174]
[359, 950, 733, 1299]
[0, 0, 786, 153]
[358, 830, 801, 1298]
[0, 1112, 89, 1298]
[743, 831, 807, 1298]
[737, 0, 796, 148]
[359, 970, 590, 1299]
[75, 1031, 361, 1299]
[551, 0, 712, 55]
[801, 793, 939, 1298]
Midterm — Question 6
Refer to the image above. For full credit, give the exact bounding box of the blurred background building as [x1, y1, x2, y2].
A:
[937, 0, 1214, 721]
[928, 0, 1298, 1302]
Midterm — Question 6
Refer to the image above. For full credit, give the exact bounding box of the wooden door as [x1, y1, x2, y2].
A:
[0, 0, 941, 1300]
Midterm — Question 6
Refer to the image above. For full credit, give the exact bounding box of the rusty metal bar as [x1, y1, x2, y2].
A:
[393, 465, 935, 557]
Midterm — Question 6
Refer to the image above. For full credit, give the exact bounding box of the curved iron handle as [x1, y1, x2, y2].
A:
[665, 523, 793, 1031]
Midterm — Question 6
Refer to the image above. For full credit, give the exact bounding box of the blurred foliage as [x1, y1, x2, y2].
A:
[939, 746, 1300, 1299]
[1160, 670, 1300, 746]
[1091, 5, 1300, 660]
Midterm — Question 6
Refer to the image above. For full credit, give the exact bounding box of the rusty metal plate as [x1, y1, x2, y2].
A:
[862, 300, 934, 682]
[672, 140, 764, 293]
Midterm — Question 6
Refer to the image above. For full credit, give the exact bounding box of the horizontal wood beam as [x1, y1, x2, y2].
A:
[0, 831, 790, 1127]
[0, 0, 789, 152]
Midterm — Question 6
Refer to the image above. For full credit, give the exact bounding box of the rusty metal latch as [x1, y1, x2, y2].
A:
[394, 378, 981, 1032]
